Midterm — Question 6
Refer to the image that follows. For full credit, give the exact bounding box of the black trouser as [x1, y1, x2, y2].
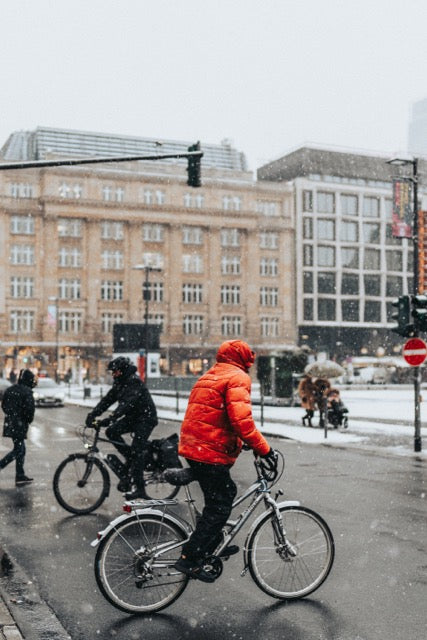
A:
[0, 438, 26, 475]
[105, 423, 149, 491]
[181, 459, 237, 562]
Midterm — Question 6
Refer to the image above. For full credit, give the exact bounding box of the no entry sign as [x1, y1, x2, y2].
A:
[403, 338, 427, 367]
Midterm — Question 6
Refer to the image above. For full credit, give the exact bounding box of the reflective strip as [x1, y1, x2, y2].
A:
[403, 349, 427, 356]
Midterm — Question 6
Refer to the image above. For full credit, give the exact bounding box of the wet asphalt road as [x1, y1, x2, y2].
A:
[0, 404, 426, 640]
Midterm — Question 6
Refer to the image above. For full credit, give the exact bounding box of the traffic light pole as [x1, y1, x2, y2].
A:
[411, 159, 422, 453]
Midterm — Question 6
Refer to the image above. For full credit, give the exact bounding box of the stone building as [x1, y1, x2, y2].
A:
[0, 127, 295, 381]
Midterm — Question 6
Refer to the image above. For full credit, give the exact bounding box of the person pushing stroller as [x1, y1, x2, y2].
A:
[326, 388, 349, 429]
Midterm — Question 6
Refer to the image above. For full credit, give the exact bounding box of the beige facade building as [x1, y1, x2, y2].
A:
[0, 127, 296, 381]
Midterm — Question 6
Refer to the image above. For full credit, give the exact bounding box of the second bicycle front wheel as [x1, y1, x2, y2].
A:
[53, 453, 110, 514]
[247, 506, 334, 600]
[95, 514, 189, 614]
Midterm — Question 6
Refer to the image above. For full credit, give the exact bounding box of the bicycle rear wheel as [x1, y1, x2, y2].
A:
[247, 506, 334, 600]
[53, 453, 110, 514]
[142, 469, 180, 500]
[95, 514, 189, 614]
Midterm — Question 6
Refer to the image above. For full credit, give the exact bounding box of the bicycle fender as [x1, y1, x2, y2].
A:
[242, 500, 300, 568]
[91, 508, 191, 547]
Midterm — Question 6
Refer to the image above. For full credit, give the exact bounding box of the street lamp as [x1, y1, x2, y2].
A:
[133, 264, 162, 381]
[386, 155, 421, 452]
[48, 296, 59, 382]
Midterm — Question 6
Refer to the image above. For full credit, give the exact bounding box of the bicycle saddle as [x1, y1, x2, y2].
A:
[162, 467, 194, 486]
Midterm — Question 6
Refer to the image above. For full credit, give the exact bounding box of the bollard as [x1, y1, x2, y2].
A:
[176, 391, 179, 414]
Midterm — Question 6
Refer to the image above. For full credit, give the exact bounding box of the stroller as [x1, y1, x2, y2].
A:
[326, 388, 349, 429]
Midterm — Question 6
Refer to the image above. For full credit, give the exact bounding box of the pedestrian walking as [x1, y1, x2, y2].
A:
[0, 369, 38, 485]
[297, 374, 316, 427]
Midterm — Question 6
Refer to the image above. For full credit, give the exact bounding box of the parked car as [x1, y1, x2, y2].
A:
[33, 378, 65, 407]
[0, 378, 12, 400]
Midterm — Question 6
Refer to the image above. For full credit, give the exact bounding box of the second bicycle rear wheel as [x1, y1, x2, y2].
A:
[53, 453, 110, 514]
[142, 469, 180, 500]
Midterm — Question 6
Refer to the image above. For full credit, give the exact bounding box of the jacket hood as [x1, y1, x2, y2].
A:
[18, 369, 37, 388]
[114, 363, 137, 383]
[216, 340, 255, 371]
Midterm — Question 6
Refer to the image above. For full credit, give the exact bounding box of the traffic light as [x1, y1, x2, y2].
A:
[187, 141, 202, 187]
[391, 295, 413, 337]
[412, 295, 427, 332]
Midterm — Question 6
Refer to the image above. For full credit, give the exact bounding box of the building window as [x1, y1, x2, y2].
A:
[318, 273, 335, 294]
[182, 284, 203, 303]
[102, 313, 124, 333]
[221, 316, 242, 336]
[58, 278, 81, 300]
[183, 193, 204, 208]
[102, 250, 124, 270]
[318, 298, 336, 321]
[317, 219, 335, 241]
[260, 317, 279, 337]
[341, 194, 358, 216]
[222, 196, 242, 211]
[101, 221, 124, 240]
[101, 281, 123, 301]
[256, 200, 279, 216]
[303, 272, 313, 293]
[364, 275, 381, 296]
[260, 286, 278, 306]
[221, 228, 240, 247]
[386, 276, 402, 297]
[303, 190, 313, 212]
[59, 311, 82, 333]
[143, 224, 164, 242]
[58, 183, 82, 199]
[10, 245, 34, 265]
[182, 254, 203, 274]
[102, 186, 125, 202]
[342, 274, 359, 295]
[364, 249, 380, 270]
[260, 258, 278, 277]
[364, 300, 381, 322]
[363, 223, 380, 244]
[9, 183, 34, 198]
[221, 256, 241, 275]
[303, 298, 314, 320]
[183, 315, 204, 335]
[182, 226, 203, 245]
[10, 216, 34, 234]
[142, 189, 166, 205]
[141, 253, 164, 269]
[342, 248, 358, 269]
[303, 244, 313, 266]
[221, 285, 241, 305]
[342, 299, 359, 322]
[385, 222, 401, 246]
[317, 191, 335, 214]
[10, 276, 34, 298]
[260, 231, 279, 249]
[363, 196, 380, 218]
[58, 247, 82, 268]
[303, 218, 313, 239]
[10, 310, 35, 333]
[58, 218, 82, 237]
[317, 246, 335, 267]
[386, 250, 403, 272]
[341, 221, 358, 242]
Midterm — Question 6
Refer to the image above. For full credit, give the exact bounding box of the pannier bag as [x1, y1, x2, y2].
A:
[144, 433, 182, 471]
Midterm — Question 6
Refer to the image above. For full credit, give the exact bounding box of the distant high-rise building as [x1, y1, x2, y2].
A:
[408, 98, 427, 157]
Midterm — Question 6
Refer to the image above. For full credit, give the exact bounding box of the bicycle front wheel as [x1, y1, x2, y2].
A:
[247, 506, 334, 600]
[95, 514, 189, 614]
[53, 453, 110, 515]
[142, 469, 180, 500]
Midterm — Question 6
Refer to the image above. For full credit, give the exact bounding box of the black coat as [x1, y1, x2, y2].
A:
[2, 383, 35, 440]
[90, 370, 158, 437]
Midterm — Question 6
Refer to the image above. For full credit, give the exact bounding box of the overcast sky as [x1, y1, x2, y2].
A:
[1, 0, 426, 171]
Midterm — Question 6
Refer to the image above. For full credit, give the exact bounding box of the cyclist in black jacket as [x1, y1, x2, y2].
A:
[85, 357, 158, 498]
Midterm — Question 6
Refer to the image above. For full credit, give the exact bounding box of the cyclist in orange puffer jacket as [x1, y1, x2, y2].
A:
[174, 340, 278, 583]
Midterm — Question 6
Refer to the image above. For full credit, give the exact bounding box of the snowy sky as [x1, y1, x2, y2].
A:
[1, 0, 427, 171]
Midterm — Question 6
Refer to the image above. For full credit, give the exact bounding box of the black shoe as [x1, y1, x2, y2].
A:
[15, 475, 33, 486]
[125, 489, 145, 500]
[117, 477, 132, 492]
[218, 545, 239, 558]
[173, 557, 216, 583]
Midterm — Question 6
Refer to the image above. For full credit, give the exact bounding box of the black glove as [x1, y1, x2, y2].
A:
[85, 412, 97, 427]
[97, 418, 112, 429]
[260, 448, 279, 476]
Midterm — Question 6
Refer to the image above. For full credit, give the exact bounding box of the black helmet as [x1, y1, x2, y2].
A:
[18, 369, 38, 388]
[107, 356, 133, 374]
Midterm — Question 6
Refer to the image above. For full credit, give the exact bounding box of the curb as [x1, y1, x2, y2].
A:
[0, 546, 71, 640]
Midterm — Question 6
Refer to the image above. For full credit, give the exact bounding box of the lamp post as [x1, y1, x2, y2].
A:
[386, 155, 421, 452]
[48, 296, 59, 382]
[133, 264, 161, 381]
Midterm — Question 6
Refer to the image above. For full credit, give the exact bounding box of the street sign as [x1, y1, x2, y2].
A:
[403, 337, 427, 367]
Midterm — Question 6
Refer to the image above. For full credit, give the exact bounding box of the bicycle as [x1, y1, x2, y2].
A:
[52, 422, 179, 515]
[92, 450, 335, 614]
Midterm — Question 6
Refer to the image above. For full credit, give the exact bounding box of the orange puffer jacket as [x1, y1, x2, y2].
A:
[178, 340, 270, 465]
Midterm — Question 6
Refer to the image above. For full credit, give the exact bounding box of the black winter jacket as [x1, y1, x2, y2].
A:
[89, 368, 157, 436]
[2, 376, 35, 440]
